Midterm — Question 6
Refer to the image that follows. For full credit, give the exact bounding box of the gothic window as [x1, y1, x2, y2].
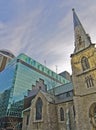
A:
[90, 75, 94, 87]
[60, 107, 64, 121]
[81, 56, 90, 71]
[85, 77, 88, 87]
[85, 75, 94, 88]
[89, 103, 96, 128]
[73, 105, 75, 118]
[94, 106, 96, 122]
[36, 97, 43, 120]
[26, 114, 30, 125]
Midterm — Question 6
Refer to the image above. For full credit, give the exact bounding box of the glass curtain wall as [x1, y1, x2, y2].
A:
[0, 53, 70, 118]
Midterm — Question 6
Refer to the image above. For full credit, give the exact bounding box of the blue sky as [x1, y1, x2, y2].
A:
[0, 0, 96, 74]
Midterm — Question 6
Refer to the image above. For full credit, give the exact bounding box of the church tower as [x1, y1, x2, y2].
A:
[71, 9, 96, 130]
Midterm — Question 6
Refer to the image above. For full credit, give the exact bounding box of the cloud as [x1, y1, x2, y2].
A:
[0, 0, 96, 74]
[0, 7, 43, 54]
[0, 22, 6, 29]
[0, 1, 79, 74]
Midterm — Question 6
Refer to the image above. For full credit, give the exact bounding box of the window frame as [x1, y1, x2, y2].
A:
[35, 97, 43, 121]
[81, 56, 90, 71]
[85, 75, 94, 88]
[60, 107, 64, 121]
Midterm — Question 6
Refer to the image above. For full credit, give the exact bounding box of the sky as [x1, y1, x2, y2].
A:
[0, 0, 96, 74]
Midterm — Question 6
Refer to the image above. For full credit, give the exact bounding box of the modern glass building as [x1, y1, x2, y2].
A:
[0, 53, 70, 118]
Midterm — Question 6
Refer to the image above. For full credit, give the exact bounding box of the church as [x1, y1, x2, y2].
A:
[22, 9, 96, 130]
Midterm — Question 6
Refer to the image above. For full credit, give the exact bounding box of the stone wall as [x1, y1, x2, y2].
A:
[27, 92, 58, 130]
[22, 91, 75, 130]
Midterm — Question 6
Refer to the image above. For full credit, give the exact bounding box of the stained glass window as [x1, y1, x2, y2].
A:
[36, 97, 43, 120]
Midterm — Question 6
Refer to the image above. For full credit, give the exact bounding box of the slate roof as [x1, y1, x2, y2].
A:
[48, 82, 73, 96]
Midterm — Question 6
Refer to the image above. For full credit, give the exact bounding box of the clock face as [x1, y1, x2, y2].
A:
[0, 55, 3, 67]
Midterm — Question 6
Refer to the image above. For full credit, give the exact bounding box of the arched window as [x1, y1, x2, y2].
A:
[36, 97, 43, 120]
[85, 75, 94, 88]
[60, 107, 64, 121]
[94, 106, 96, 122]
[26, 114, 30, 125]
[81, 56, 90, 71]
[89, 103, 96, 128]
[73, 105, 75, 118]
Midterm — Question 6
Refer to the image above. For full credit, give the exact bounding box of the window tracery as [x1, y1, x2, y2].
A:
[85, 75, 94, 88]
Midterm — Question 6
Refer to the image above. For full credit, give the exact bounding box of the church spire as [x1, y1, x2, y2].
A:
[72, 8, 91, 53]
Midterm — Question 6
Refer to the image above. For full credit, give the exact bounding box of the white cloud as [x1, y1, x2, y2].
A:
[0, 0, 96, 74]
[0, 22, 6, 29]
[0, 7, 43, 54]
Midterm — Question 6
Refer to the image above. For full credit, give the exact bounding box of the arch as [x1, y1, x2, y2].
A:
[89, 103, 96, 128]
[60, 107, 64, 121]
[36, 97, 43, 120]
[81, 56, 90, 71]
[26, 114, 30, 125]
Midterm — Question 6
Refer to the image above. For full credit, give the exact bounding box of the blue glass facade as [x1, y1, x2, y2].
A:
[0, 53, 70, 117]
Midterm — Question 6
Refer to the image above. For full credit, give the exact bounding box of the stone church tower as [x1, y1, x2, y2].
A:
[71, 9, 96, 130]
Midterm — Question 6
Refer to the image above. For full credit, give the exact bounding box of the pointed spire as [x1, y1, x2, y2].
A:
[72, 8, 84, 30]
[72, 8, 85, 32]
[72, 9, 91, 53]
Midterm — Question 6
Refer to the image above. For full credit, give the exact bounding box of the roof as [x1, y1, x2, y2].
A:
[39, 89, 73, 104]
[72, 8, 83, 29]
[55, 96, 73, 104]
[22, 107, 30, 113]
[39, 90, 55, 103]
[72, 9, 91, 53]
[49, 82, 73, 96]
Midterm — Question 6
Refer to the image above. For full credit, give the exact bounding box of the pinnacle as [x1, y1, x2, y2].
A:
[72, 8, 75, 11]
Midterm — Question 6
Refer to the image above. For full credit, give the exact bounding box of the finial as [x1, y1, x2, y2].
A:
[72, 8, 75, 12]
